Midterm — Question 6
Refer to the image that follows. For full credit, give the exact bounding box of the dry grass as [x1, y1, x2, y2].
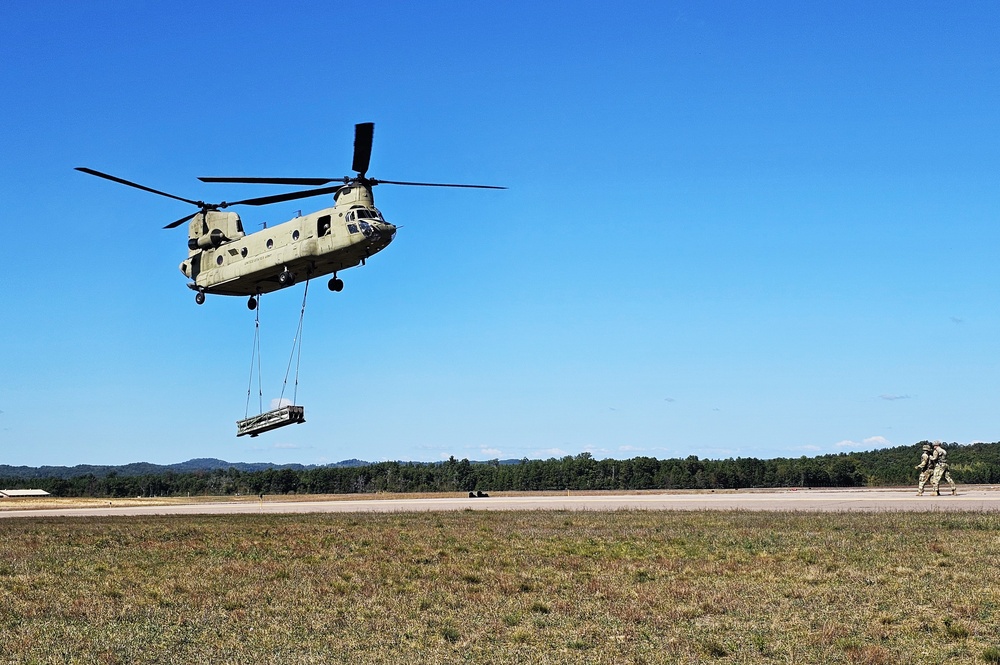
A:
[0, 493, 439, 512]
[2, 510, 1000, 663]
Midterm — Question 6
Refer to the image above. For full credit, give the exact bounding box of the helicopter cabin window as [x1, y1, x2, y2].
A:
[318, 215, 331, 236]
[292, 230, 300, 241]
[216, 255, 223, 266]
[347, 223, 359, 234]
[266, 238, 274, 250]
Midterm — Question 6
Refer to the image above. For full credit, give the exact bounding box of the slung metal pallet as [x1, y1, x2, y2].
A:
[236, 405, 306, 437]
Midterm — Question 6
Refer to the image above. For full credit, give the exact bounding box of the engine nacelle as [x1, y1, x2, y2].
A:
[189, 228, 233, 250]
[187, 211, 245, 256]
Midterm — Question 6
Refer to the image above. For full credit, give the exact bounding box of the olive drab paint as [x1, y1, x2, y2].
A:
[176, 184, 395, 302]
[77, 122, 504, 310]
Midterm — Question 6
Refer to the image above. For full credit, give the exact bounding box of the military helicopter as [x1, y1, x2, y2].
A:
[77, 123, 504, 309]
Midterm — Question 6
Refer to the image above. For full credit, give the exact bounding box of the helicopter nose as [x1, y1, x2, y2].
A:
[378, 221, 397, 240]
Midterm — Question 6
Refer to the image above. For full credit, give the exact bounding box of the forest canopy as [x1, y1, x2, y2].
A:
[3, 441, 998, 498]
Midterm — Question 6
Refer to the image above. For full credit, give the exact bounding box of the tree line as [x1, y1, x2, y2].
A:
[4, 441, 1000, 498]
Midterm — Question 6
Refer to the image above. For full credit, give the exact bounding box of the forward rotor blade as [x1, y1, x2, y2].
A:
[163, 211, 199, 230]
[352, 122, 374, 176]
[199, 176, 342, 186]
[372, 178, 506, 190]
[227, 185, 344, 207]
[198, 175, 506, 190]
[76, 167, 205, 207]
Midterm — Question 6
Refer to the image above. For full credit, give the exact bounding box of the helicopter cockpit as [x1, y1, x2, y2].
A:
[345, 207, 384, 222]
[345, 207, 394, 240]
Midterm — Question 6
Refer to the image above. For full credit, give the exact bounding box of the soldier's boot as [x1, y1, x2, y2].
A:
[935, 489, 941, 496]
[951, 487, 957, 495]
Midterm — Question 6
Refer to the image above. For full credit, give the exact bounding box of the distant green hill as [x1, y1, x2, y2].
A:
[0, 458, 368, 480]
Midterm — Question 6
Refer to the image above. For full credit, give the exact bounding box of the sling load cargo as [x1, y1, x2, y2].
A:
[237, 282, 309, 437]
[237, 406, 305, 438]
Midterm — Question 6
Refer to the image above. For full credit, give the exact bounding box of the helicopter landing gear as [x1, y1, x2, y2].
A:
[195, 291, 206, 305]
[278, 270, 296, 287]
[247, 295, 258, 311]
[328, 277, 344, 292]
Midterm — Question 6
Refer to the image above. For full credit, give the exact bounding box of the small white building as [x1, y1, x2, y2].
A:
[0, 489, 51, 498]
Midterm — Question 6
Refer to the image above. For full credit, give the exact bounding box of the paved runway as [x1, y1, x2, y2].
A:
[3, 487, 1000, 518]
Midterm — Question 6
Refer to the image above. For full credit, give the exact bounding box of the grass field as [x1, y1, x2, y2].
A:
[2, 509, 999, 664]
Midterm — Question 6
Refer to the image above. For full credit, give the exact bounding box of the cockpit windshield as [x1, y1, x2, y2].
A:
[346, 208, 384, 222]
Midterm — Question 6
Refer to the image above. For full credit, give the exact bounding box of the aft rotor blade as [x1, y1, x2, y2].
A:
[352, 122, 374, 176]
[372, 178, 506, 190]
[163, 211, 200, 230]
[76, 167, 205, 207]
[199, 176, 342, 186]
[227, 185, 344, 207]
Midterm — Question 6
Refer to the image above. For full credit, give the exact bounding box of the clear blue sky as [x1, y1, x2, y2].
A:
[2, 1, 998, 467]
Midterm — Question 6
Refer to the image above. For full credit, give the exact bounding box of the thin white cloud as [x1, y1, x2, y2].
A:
[536, 447, 569, 458]
[835, 436, 890, 450]
[480, 447, 502, 457]
[879, 394, 912, 401]
[699, 447, 739, 458]
[270, 397, 293, 410]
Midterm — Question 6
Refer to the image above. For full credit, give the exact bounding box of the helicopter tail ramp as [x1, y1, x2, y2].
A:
[236, 405, 305, 438]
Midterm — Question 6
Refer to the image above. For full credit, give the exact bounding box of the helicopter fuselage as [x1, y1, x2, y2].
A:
[78, 122, 502, 308]
[180, 184, 395, 301]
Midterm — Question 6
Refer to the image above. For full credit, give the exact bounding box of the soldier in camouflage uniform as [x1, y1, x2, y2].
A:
[930, 441, 957, 496]
[914, 443, 934, 496]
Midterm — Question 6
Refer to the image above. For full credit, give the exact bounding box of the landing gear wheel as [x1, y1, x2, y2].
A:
[195, 292, 206, 305]
[247, 296, 258, 311]
[328, 277, 344, 292]
[279, 270, 296, 287]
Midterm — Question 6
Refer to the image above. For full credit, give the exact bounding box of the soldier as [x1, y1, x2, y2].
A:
[930, 441, 957, 496]
[915, 443, 935, 496]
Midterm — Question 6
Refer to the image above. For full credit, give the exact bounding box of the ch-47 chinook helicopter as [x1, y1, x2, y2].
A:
[77, 122, 504, 310]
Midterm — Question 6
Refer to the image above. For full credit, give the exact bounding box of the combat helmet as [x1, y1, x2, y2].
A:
[922, 444, 932, 451]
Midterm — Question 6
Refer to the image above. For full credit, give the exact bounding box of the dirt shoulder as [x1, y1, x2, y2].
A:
[4, 485, 1000, 513]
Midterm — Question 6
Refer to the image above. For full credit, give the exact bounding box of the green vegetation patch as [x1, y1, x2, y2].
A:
[1, 510, 999, 663]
